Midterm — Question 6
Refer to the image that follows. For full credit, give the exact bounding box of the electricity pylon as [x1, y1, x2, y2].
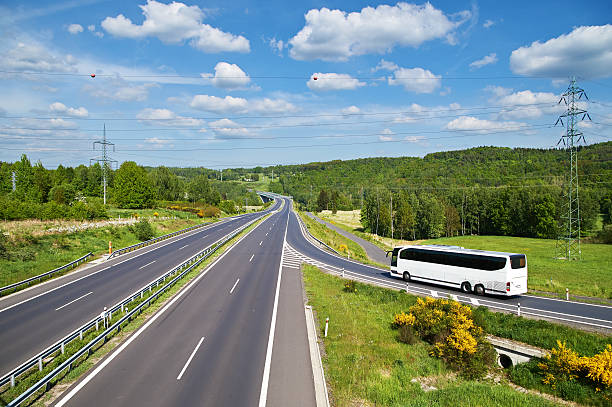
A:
[90, 124, 117, 205]
[555, 78, 590, 260]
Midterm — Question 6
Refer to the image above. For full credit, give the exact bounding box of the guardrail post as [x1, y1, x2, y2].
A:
[121, 304, 124, 313]
[96, 320, 99, 331]
[39, 356, 43, 371]
[141, 291, 144, 299]
[10, 374, 15, 387]
[79, 330, 83, 341]
[61, 342, 65, 355]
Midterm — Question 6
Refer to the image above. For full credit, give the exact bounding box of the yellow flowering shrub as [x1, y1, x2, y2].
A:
[392, 312, 416, 328]
[393, 296, 495, 379]
[539, 342, 612, 393]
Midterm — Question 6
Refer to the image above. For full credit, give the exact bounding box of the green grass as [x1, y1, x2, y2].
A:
[0, 217, 209, 290]
[303, 265, 562, 407]
[298, 212, 387, 268]
[0, 216, 265, 407]
[423, 235, 612, 299]
[316, 212, 612, 300]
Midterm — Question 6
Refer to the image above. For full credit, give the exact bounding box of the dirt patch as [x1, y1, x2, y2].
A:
[410, 373, 457, 392]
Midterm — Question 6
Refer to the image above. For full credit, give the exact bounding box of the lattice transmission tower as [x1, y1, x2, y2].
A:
[90, 124, 117, 205]
[554, 78, 590, 260]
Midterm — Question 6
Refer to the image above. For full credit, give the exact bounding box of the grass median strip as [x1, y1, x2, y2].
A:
[0, 215, 268, 407]
[303, 264, 611, 407]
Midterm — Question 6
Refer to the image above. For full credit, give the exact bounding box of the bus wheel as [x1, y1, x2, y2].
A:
[461, 282, 471, 293]
[474, 284, 485, 296]
[403, 272, 411, 282]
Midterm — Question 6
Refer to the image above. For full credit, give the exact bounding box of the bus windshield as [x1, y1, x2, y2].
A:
[390, 248, 399, 267]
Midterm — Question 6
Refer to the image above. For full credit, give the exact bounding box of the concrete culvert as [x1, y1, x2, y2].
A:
[498, 353, 513, 369]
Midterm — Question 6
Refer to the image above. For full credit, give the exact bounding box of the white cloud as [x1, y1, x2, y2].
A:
[249, 98, 297, 114]
[469, 53, 497, 69]
[307, 73, 366, 91]
[101, 0, 250, 53]
[83, 77, 157, 102]
[341, 105, 361, 115]
[372, 59, 399, 72]
[49, 102, 88, 117]
[446, 116, 527, 133]
[483, 19, 494, 28]
[203, 62, 250, 89]
[144, 137, 171, 148]
[67, 24, 83, 34]
[289, 3, 468, 61]
[137, 108, 204, 126]
[208, 118, 250, 138]
[269, 38, 284, 55]
[87, 24, 104, 38]
[510, 24, 612, 79]
[388, 67, 441, 93]
[190, 95, 248, 114]
[189, 94, 296, 114]
[404, 135, 425, 143]
[379, 128, 394, 141]
[485, 87, 562, 119]
[1, 42, 78, 73]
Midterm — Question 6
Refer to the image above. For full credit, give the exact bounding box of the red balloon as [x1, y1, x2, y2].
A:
[90, 73, 96, 78]
[313, 76, 318, 80]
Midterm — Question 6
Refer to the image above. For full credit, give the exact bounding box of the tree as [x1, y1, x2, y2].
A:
[188, 175, 220, 205]
[112, 161, 155, 208]
[417, 193, 445, 239]
[316, 190, 329, 212]
[150, 166, 181, 201]
[444, 204, 460, 237]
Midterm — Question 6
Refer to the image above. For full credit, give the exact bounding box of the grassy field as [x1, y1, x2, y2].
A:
[303, 265, 563, 407]
[298, 212, 387, 268]
[317, 210, 612, 300]
[0, 216, 210, 289]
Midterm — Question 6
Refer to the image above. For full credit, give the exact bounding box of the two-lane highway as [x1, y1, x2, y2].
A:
[54, 198, 316, 406]
[0, 201, 280, 378]
[286, 208, 612, 331]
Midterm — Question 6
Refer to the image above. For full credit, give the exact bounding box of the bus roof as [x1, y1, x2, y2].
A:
[394, 244, 524, 257]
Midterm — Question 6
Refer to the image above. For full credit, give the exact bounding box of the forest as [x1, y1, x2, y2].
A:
[266, 142, 612, 241]
[0, 155, 261, 220]
[1, 142, 610, 242]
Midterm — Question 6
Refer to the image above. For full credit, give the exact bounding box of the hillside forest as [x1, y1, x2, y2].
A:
[1, 142, 610, 242]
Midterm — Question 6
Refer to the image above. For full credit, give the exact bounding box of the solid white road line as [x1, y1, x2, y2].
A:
[178, 244, 189, 250]
[55, 216, 267, 407]
[139, 260, 156, 270]
[249, 254, 254, 262]
[258, 204, 289, 407]
[55, 292, 93, 311]
[229, 278, 240, 294]
[176, 337, 205, 380]
[470, 298, 480, 306]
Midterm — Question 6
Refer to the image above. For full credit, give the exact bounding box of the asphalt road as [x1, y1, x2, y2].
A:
[0, 202, 279, 378]
[306, 212, 388, 265]
[287, 209, 612, 331]
[55, 198, 316, 406]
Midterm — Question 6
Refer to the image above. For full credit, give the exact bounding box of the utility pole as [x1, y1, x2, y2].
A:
[390, 192, 393, 240]
[555, 78, 590, 261]
[90, 124, 117, 205]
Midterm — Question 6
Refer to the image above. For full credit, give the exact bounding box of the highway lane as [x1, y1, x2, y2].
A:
[286, 209, 612, 331]
[55, 198, 316, 406]
[0, 202, 280, 378]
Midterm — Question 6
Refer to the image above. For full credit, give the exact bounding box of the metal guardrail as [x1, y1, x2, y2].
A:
[2, 215, 262, 402]
[295, 212, 340, 255]
[108, 221, 215, 259]
[0, 252, 94, 297]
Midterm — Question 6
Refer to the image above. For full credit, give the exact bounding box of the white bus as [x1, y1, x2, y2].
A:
[388, 245, 527, 296]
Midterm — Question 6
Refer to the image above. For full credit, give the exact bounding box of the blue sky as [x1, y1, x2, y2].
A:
[0, 0, 611, 169]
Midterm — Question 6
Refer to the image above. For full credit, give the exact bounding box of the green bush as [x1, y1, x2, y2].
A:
[398, 324, 418, 345]
[202, 206, 220, 218]
[509, 362, 539, 388]
[128, 219, 155, 241]
[219, 200, 237, 215]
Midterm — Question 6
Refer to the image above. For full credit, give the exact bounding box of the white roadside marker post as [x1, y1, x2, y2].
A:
[517, 302, 521, 317]
[566, 288, 569, 301]
[324, 317, 329, 338]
